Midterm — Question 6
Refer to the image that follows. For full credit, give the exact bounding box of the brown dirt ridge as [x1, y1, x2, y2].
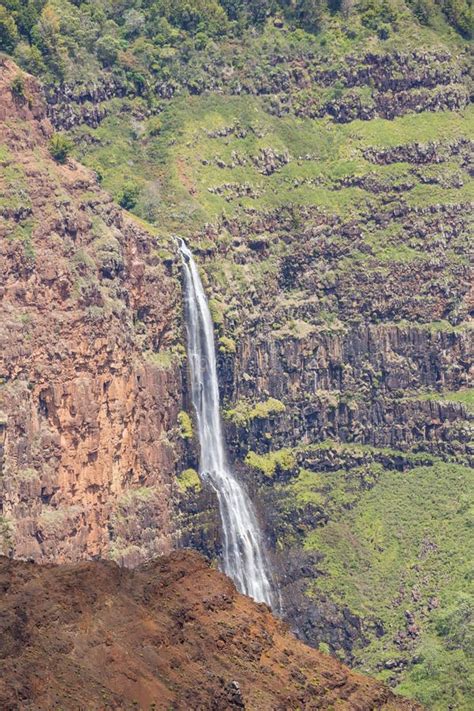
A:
[0, 549, 422, 710]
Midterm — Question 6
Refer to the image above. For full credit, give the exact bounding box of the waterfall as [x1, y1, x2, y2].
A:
[178, 240, 275, 607]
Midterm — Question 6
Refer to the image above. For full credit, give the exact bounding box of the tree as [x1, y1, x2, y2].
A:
[159, 0, 230, 37]
[0, 6, 19, 52]
[30, 3, 67, 79]
[96, 35, 121, 66]
[281, 0, 326, 32]
[220, 0, 276, 24]
[122, 8, 146, 39]
[15, 0, 45, 42]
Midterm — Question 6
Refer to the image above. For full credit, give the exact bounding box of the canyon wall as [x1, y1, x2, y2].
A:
[0, 58, 183, 566]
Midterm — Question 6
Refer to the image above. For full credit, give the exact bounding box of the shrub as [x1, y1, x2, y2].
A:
[177, 468, 202, 493]
[119, 183, 140, 210]
[10, 75, 25, 99]
[178, 411, 193, 440]
[219, 335, 236, 353]
[49, 133, 73, 163]
[245, 448, 296, 478]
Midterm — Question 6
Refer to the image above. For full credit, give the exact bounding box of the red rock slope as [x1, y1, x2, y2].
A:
[0, 57, 182, 565]
[0, 549, 422, 710]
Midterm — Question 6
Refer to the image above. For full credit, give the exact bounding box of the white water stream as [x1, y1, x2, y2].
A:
[179, 240, 275, 607]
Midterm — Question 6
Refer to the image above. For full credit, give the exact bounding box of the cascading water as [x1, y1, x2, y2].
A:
[178, 240, 275, 607]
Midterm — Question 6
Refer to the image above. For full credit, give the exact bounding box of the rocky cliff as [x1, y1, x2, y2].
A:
[44, 47, 470, 131]
[174, 115, 472, 699]
[0, 58, 182, 566]
[0, 549, 422, 710]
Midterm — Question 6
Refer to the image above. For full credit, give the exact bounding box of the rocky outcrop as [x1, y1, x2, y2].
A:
[222, 325, 472, 459]
[0, 549, 422, 710]
[364, 137, 474, 167]
[44, 47, 469, 129]
[0, 58, 182, 565]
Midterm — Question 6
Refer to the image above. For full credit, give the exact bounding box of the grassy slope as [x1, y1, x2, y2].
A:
[311, 462, 473, 709]
[73, 95, 474, 235]
[271, 448, 474, 709]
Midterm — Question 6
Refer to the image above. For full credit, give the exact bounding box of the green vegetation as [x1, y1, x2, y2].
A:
[208, 298, 227, 326]
[0, 516, 13, 554]
[48, 133, 73, 163]
[225, 397, 286, 426]
[218, 335, 236, 354]
[1, 0, 467, 85]
[38, 505, 83, 532]
[16, 467, 39, 480]
[177, 467, 202, 493]
[70, 93, 473, 240]
[277, 459, 473, 708]
[118, 182, 140, 211]
[245, 447, 296, 477]
[10, 74, 25, 99]
[118, 487, 155, 507]
[287, 468, 325, 507]
[143, 349, 176, 369]
[177, 410, 193, 440]
[6, 219, 36, 260]
[273, 319, 317, 340]
[397, 635, 474, 710]
[414, 387, 474, 413]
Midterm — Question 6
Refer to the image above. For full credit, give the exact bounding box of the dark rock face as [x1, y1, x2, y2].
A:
[44, 48, 469, 130]
[223, 326, 471, 458]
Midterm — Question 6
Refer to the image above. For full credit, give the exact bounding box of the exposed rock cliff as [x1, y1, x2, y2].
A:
[0, 549, 422, 710]
[0, 58, 182, 566]
[44, 48, 469, 131]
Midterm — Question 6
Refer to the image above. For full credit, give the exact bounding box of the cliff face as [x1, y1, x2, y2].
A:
[0, 58, 182, 566]
[0, 549, 422, 711]
[144, 38, 471, 701]
[44, 48, 469, 131]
